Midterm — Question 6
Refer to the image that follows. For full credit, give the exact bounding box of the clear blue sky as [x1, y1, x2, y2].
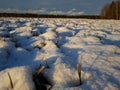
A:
[0, 0, 114, 15]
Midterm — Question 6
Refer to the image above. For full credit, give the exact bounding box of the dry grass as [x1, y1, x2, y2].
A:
[33, 66, 52, 90]
[76, 63, 82, 85]
[7, 72, 14, 89]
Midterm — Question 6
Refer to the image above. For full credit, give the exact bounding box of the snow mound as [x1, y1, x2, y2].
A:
[40, 30, 57, 41]
[44, 58, 92, 88]
[0, 39, 14, 69]
[83, 36, 101, 44]
[10, 26, 32, 39]
[0, 66, 35, 90]
[31, 28, 40, 36]
[56, 27, 75, 37]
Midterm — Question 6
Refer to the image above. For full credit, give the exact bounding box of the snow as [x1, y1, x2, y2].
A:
[0, 18, 120, 90]
[0, 66, 35, 90]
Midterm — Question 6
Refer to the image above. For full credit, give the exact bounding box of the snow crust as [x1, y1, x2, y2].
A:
[0, 18, 120, 90]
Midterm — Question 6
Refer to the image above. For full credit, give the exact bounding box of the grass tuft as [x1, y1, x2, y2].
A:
[76, 63, 82, 85]
[33, 65, 52, 90]
[8, 72, 14, 89]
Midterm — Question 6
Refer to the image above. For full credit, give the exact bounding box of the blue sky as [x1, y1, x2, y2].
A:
[0, 0, 114, 15]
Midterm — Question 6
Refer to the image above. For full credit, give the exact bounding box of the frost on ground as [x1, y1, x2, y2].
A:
[0, 18, 120, 90]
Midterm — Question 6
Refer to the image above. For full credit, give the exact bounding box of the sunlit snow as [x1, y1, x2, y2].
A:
[0, 18, 120, 90]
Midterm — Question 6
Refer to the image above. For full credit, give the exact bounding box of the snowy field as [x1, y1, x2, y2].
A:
[0, 18, 120, 90]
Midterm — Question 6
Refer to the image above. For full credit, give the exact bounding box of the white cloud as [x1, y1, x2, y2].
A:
[67, 9, 84, 15]
[0, 8, 85, 15]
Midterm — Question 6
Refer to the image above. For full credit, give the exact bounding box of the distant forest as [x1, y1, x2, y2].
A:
[0, 0, 119, 19]
[0, 13, 101, 19]
[101, 0, 120, 19]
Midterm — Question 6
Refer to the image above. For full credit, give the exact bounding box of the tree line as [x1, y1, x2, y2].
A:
[101, 0, 120, 19]
[0, 13, 100, 19]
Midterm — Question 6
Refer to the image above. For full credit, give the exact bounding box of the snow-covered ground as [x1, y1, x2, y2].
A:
[0, 18, 120, 90]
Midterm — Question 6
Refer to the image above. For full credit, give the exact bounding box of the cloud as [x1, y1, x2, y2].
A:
[0, 8, 85, 15]
[0, 0, 114, 15]
[67, 9, 84, 15]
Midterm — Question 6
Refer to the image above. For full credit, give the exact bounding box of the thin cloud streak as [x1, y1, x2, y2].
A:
[0, 8, 85, 15]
